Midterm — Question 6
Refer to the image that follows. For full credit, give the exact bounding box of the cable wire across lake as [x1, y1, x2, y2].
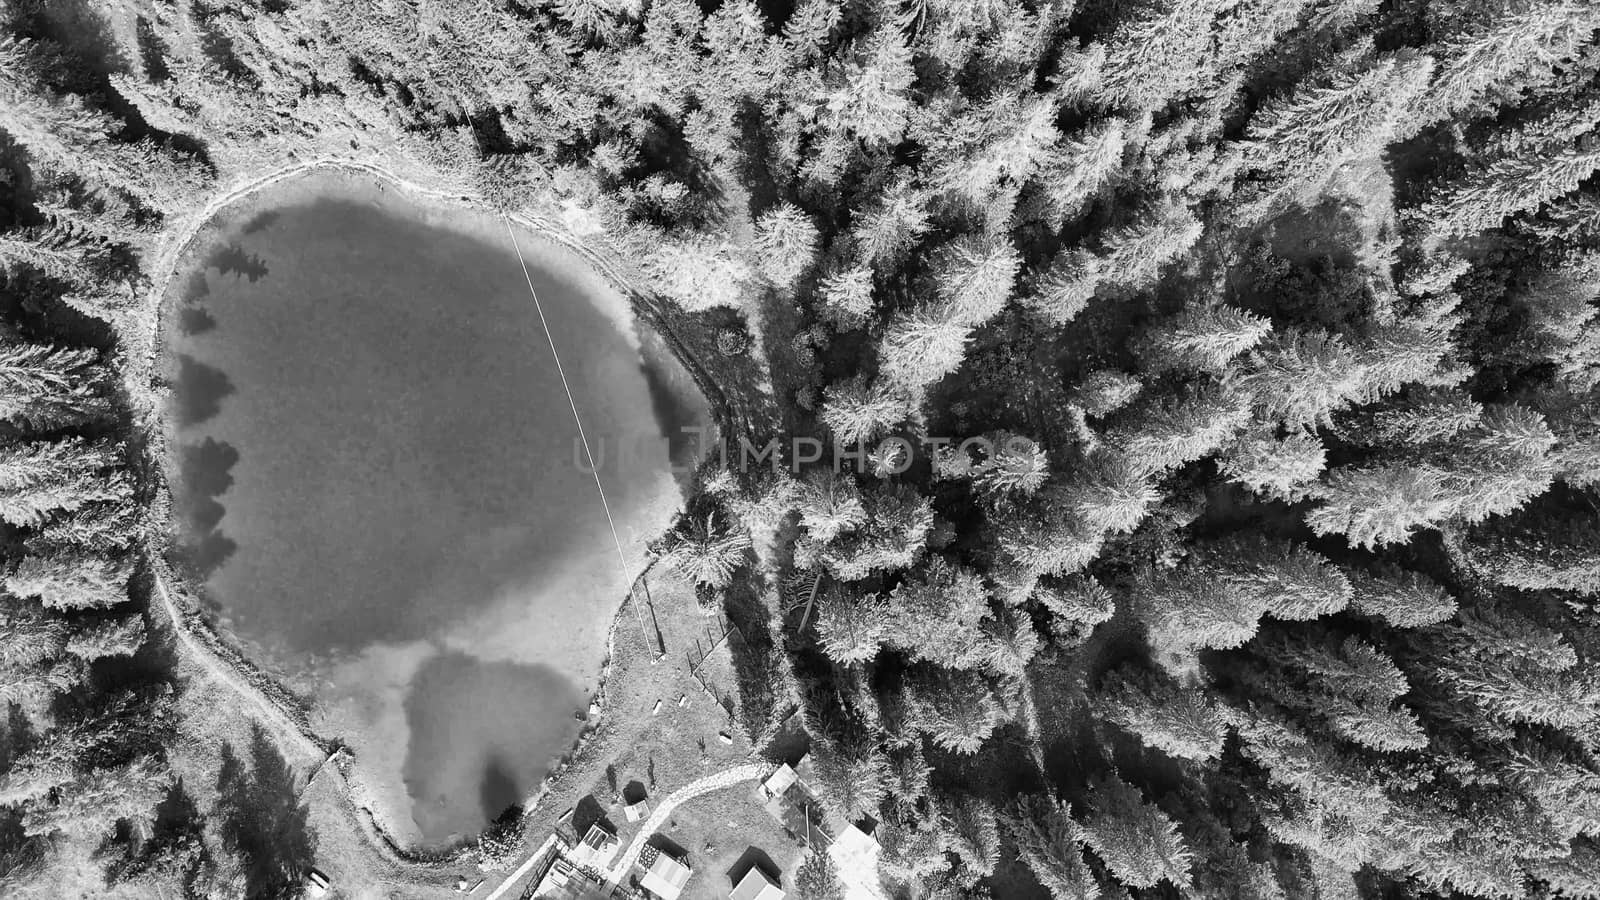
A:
[496, 213, 657, 654]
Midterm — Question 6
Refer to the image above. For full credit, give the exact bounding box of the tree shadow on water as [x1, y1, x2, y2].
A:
[174, 356, 234, 427]
[208, 243, 269, 282]
[215, 724, 316, 900]
[176, 437, 239, 579]
[180, 306, 217, 336]
[479, 754, 521, 824]
[242, 211, 279, 235]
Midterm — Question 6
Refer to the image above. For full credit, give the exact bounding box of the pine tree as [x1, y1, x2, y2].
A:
[1209, 537, 1352, 621]
[551, 0, 626, 42]
[1461, 513, 1600, 596]
[1239, 49, 1433, 194]
[1136, 304, 1272, 374]
[1325, 698, 1428, 752]
[821, 25, 915, 147]
[1239, 328, 1367, 428]
[1513, 253, 1600, 391]
[65, 614, 145, 661]
[877, 307, 972, 391]
[1219, 428, 1326, 501]
[661, 511, 752, 589]
[928, 91, 1060, 205]
[1005, 796, 1098, 900]
[0, 342, 108, 430]
[646, 235, 754, 311]
[1339, 390, 1484, 448]
[795, 471, 867, 545]
[1272, 634, 1411, 703]
[1096, 202, 1203, 291]
[1109, 384, 1248, 474]
[0, 438, 126, 527]
[967, 432, 1051, 500]
[852, 179, 929, 267]
[1433, 404, 1557, 524]
[1430, 608, 1600, 731]
[1066, 455, 1160, 534]
[935, 237, 1020, 327]
[6, 550, 132, 610]
[1345, 566, 1458, 628]
[22, 755, 168, 841]
[1134, 565, 1263, 657]
[1036, 575, 1117, 639]
[814, 584, 887, 665]
[817, 265, 875, 328]
[753, 203, 819, 288]
[991, 488, 1104, 577]
[940, 794, 1002, 879]
[1024, 248, 1099, 325]
[1070, 370, 1143, 419]
[1091, 0, 1224, 111]
[0, 222, 109, 284]
[880, 556, 993, 669]
[821, 485, 933, 580]
[820, 376, 906, 446]
[1098, 665, 1227, 761]
[1527, 837, 1600, 899]
[1420, 2, 1600, 124]
[794, 847, 845, 900]
[1078, 774, 1193, 890]
[0, 599, 67, 668]
[810, 738, 890, 822]
[1036, 119, 1128, 223]
[27, 501, 142, 552]
[1421, 143, 1600, 245]
[1306, 464, 1451, 549]
[906, 670, 1007, 755]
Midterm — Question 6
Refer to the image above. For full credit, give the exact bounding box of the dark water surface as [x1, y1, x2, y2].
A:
[164, 173, 701, 844]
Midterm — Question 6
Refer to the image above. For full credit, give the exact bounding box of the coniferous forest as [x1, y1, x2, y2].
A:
[4, 0, 1600, 898]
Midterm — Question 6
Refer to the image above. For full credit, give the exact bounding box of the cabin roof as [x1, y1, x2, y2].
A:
[636, 845, 692, 899]
[730, 867, 785, 900]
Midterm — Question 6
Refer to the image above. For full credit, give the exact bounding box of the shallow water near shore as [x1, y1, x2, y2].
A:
[161, 170, 705, 846]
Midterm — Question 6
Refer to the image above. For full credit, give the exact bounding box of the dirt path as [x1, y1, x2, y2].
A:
[604, 763, 769, 885]
[152, 568, 326, 761]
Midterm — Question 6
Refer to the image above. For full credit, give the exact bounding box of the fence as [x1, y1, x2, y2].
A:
[684, 614, 744, 718]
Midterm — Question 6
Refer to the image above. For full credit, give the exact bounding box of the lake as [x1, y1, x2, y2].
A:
[161, 170, 706, 846]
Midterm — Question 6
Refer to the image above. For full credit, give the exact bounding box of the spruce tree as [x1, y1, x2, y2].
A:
[1078, 774, 1193, 890]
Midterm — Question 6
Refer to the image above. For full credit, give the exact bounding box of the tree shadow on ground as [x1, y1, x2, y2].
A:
[215, 724, 316, 900]
[722, 560, 781, 741]
[102, 778, 218, 892]
[572, 795, 612, 837]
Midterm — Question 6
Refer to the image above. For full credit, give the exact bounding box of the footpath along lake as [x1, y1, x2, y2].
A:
[160, 170, 707, 846]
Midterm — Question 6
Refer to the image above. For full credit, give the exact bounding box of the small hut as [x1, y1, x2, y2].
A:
[635, 844, 693, 900]
[730, 866, 785, 900]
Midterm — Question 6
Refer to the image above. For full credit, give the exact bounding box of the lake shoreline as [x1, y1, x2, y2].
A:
[132, 159, 712, 867]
